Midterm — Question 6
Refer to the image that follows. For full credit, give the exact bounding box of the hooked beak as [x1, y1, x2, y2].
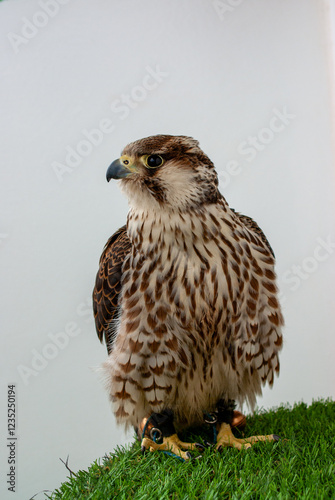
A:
[106, 156, 136, 182]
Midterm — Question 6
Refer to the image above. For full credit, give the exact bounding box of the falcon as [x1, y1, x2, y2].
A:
[93, 135, 284, 459]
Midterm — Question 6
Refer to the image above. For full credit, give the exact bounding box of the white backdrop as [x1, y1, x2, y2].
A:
[1, 0, 335, 498]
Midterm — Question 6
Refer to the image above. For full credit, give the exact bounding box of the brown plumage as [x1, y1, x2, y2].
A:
[93, 225, 131, 352]
[93, 135, 284, 452]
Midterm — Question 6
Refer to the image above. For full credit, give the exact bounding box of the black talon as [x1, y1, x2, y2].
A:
[217, 445, 223, 453]
[204, 440, 213, 448]
[186, 451, 192, 460]
[141, 445, 146, 454]
[194, 443, 206, 451]
[273, 434, 280, 442]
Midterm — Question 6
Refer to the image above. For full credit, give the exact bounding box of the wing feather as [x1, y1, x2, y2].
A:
[92, 225, 131, 353]
[231, 209, 275, 258]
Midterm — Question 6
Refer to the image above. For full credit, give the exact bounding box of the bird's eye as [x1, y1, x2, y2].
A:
[145, 155, 164, 168]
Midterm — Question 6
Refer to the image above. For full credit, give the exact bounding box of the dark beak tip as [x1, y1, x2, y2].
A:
[106, 159, 132, 181]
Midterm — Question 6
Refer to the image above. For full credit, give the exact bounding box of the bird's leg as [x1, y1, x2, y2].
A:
[216, 422, 279, 451]
[139, 410, 204, 460]
[215, 399, 279, 451]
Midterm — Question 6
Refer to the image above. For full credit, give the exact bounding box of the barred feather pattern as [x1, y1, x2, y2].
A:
[102, 199, 283, 430]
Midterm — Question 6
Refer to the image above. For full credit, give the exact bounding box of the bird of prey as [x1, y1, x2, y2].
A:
[93, 135, 283, 459]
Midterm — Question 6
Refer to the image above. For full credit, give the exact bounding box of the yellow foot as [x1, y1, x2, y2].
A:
[141, 433, 204, 461]
[216, 423, 279, 451]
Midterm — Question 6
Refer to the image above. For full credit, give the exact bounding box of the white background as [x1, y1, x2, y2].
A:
[1, 0, 335, 498]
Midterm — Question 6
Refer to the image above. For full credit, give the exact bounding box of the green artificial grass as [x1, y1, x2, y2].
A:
[49, 400, 335, 499]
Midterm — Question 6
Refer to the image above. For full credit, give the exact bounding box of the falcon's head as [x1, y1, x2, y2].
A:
[106, 135, 219, 211]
